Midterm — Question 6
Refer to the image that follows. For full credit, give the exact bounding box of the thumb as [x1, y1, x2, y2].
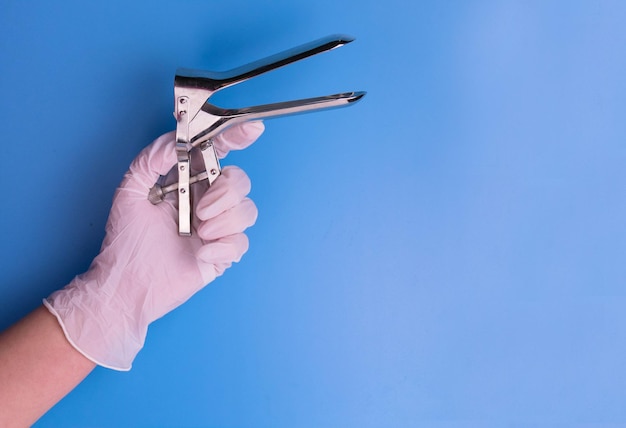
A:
[128, 131, 178, 190]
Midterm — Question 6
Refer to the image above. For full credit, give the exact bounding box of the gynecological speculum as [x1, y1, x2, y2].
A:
[148, 34, 366, 236]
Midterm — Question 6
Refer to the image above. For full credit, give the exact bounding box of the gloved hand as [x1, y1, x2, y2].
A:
[44, 122, 264, 371]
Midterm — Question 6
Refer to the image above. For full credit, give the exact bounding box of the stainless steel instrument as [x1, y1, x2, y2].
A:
[149, 34, 366, 236]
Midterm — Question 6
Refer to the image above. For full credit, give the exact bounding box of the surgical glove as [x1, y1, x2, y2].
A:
[44, 121, 264, 371]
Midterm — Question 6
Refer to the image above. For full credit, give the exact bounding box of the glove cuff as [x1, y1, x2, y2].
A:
[43, 275, 147, 371]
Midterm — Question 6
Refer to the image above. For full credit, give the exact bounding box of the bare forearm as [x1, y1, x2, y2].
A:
[0, 306, 95, 427]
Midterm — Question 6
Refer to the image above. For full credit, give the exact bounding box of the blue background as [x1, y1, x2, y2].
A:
[2, 1, 626, 427]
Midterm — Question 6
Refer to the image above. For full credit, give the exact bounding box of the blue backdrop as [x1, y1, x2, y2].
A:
[2, 1, 626, 427]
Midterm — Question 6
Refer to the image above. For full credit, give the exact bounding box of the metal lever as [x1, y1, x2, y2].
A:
[149, 141, 220, 204]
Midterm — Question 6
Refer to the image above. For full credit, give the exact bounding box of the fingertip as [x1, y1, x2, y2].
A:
[196, 234, 250, 265]
[196, 166, 252, 221]
[196, 197, 258, 240]
[221, 166, 252, 194]
[214, 121, 264, 158]
[241, 121, 265, 139]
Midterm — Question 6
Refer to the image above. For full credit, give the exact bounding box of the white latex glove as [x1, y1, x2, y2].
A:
[44, 121, 264, 371]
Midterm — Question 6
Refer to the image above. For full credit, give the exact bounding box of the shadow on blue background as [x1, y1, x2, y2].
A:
[1, 1, 626, 427]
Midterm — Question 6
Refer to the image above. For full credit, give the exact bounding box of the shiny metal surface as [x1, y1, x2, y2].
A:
[199, 140, 221, 187]
[154, 34, 366, 236]
[148, 139, 221, 205]
[175, 95, 192, 236]
[174, 35, 355, 93]
[189, 91, 365, 149]
[149, 170, 210, 204]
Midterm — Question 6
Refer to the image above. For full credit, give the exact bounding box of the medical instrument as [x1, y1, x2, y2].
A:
[148, 34, 366, 236]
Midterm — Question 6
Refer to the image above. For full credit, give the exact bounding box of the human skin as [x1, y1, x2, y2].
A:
[0, 306, 96, 427]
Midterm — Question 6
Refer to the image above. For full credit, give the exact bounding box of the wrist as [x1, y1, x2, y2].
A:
[44, 272, 147, 371]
